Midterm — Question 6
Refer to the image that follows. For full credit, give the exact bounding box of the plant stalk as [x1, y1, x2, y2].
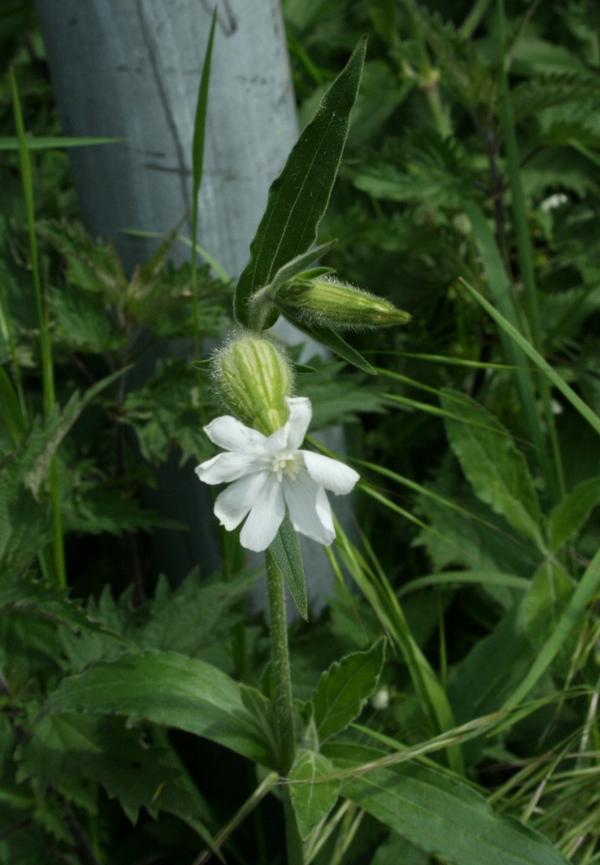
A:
[496, 0, 565, 502]
[10, 67, 66, 587]
[265, 550, 303, 865]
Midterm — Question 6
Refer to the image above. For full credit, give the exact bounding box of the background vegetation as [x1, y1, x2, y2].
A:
[1, 1, 599, 863]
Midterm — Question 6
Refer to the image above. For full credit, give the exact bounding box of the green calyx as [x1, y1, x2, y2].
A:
[213, 334, 293, 435]
[274, 274, 411, 330]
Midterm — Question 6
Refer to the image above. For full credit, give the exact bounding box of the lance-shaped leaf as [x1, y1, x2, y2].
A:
[41, 650, 275, 768]
[440, 389, 544, 549]
[326, 743, 570, 865]
[234, 38, 366, 325]
[269, 515, 308, 621]
[311, 638, 386, 742]
[548, 476, 600, 552]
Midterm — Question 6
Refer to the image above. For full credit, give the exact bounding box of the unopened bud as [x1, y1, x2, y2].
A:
[275, 275, 411, 331]
[213, 334, 293, 435]
[371, 687, 390, 711]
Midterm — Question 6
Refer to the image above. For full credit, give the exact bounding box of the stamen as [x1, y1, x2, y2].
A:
[271, 453, 299, 481]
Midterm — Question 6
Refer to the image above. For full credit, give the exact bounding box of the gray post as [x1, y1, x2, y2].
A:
[36, 0, 339, 606]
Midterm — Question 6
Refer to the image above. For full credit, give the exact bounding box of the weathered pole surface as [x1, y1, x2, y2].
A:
[35, 0, 341, 606]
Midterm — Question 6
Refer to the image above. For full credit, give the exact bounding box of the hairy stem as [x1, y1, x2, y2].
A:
[265, 551, 303, 865]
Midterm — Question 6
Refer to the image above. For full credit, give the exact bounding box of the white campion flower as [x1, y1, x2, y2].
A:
[195, 396, 359, 552]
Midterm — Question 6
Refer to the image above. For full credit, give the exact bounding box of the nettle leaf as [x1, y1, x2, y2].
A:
[311, 638, 385, 742]
[41, 649, 274, 767]
[0, 573, 121, 639]
[269, 516, 308, 621]
[548, 476, 600, 552]
[510, 73, 600, 122]
[289, 749, 340, 840]
[121, 360, 213, 466]
[61, 569, 257, 671]
[137, 569, 258, 656]
[18, 714, 210, 827]
[234, 37, 366, 325]
[327, 743, 570, 865]
[440, 390, 544, 549]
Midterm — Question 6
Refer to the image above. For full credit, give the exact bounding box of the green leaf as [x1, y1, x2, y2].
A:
[326, 743, 570, 865]
[190, 7, 217, 337]
[311, 638, 385, 742]
[503, 545, 600, 711]
[548, 476, 600, 552]
[0, 573, 122, 639]
[372, 833, 430, 865]
[440, 390, 544, 549]
[18, 714, 213, 830]
[268, 240, 337, 298]
[42, 650, 274, 767]
[234, 37, 366, 324]
[0, 135, 120, 150]
[289, 749, 340, 840]
[290, 318, 376, 374]
[459, 277, 600, 438]
[269, 515, 308, 621]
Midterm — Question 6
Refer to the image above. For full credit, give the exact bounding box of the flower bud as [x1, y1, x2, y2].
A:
[213, 334, 293, 435]
[274, 274, 411, 330]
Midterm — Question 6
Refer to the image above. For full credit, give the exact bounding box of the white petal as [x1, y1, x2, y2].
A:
[283, 471, 335, 546]
[239, 474, 285, 552]
[301, 451, 359, 495]
[203, 415, 267, 453]
[213, 471, 269, 530]
[286, 397, 312, 450]
[264, 424, 290, 453]
[315, 487, 334, 535]
[195, 452, 264, 485]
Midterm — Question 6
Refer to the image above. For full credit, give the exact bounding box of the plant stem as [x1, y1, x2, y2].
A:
[265, 550, 303, 865]
[496, 0, 565, 502]
[10, 66, 66, 587]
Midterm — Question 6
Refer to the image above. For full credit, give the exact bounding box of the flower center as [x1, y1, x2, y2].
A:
[271, 452, 299, 482]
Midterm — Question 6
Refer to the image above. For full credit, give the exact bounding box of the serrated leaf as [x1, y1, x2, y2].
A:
[42, 650, 274, 767]
[18, 714, 212, 830]
[440, 390, 544, 549]
[269, 515, 308, 621]
[548, 476, 600, 552]
[327, 742, 570, 865]
[234, 37, 366, 324]
[0, 573, 122, 639]
[311, 638, 385, 742]
[511, 74, 600, 121]
[289, 749, 340, 840]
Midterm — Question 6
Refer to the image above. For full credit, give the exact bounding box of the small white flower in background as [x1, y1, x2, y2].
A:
[195, 396, 359, 553]
[371, 687, 390, 711]
[540, 192, 568, 212]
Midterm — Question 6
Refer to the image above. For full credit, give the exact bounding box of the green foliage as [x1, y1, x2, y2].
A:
[289, 749, 340, 839]
[3, 2, 600, 862]
[329, 743, 571, 865]
[42, 650, 275, 767]
[310, 639, 386, 742]
[234, 37, 366, 325]
[440, 389, 544, 548]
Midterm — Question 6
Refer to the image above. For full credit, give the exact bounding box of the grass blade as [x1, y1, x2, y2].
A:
[190, 7, 218, 352]
[460, 277, 600, 437]
[0, 135, 121, 151]
[10, 67, 65, 587]
[503, 547, 600, 711]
